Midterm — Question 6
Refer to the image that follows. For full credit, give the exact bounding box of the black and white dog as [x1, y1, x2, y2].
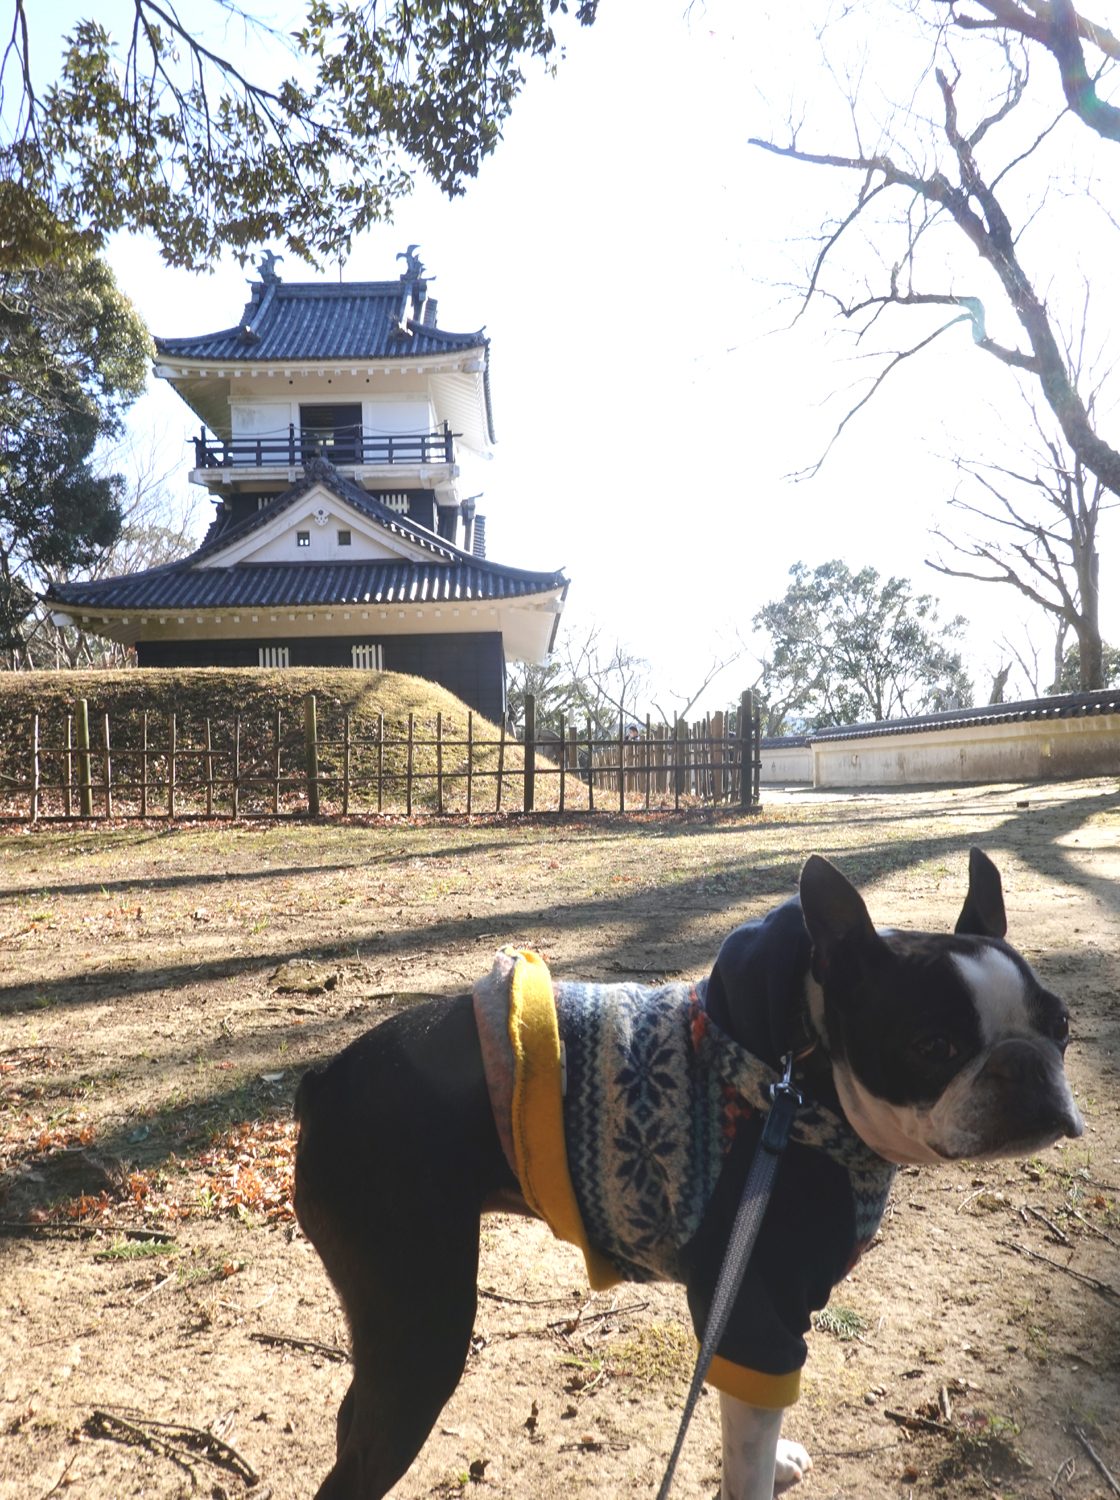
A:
[294, 849, 1082, 1500]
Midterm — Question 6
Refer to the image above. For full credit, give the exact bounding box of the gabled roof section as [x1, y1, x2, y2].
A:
[194, 460, 465, 567]
[45, 459, 567, 624]
[155, 278, 487, 365]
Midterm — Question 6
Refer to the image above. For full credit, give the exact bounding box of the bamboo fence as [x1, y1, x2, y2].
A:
[2, 692, 762, 821]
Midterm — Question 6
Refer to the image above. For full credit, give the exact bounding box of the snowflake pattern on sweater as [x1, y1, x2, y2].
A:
[554, 976, 895, 1286]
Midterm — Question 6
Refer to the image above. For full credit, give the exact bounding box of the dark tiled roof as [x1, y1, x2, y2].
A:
[154, 279, 486, 363]
[193, 460, 463, 564]
[46, 458, 567, 614]
[48, 559, 566, 612]
[762, 690, 1120, 748]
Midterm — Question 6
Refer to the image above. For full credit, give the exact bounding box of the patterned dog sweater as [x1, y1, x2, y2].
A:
[473, 948, 895, 1409]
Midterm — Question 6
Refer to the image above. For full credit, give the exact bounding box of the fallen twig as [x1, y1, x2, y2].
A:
[479, 1288, 575, 1308]
[1050, 1453, 1076, 1498]
[0, 1220, 175, 1243]
[135, 1273, 176, 1306]
[86, 1408, 260, 1487]
[1069, 1208, 1120, 1250]
[1024, 1204, 1070, 1244]
[883, 1408, 955, 1437]
[37, 1452, 78, 1499]
[122, 1415, 260, 1486]
[998, 1240, 1120, 1300]
[249, 1330, 349, 1363]
[1073, 1426, 1120, 1496]
[84, 1410, 196, 1483]
[547, 1299, 649, 1333]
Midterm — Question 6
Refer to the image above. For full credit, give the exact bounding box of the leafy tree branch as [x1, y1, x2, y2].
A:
[0, 0, 598, 271]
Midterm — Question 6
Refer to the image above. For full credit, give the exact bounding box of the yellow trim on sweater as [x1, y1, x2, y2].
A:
[506, 950, 620, 1290]
[706, 1355, 801, 1409]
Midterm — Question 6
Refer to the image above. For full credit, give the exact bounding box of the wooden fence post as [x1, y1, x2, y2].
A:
[674, 716, 686, 809]
[140, 711, 148, 819]
[406, 712, 414, 816]
[168, 713, 176, 819]
[376, 711, 384, 814]
[644, 714, 652, 811]
[739, 690, 753, 810]
[466, 712, 474, 815]
[205, 718, 214, 818]
[617, 714, 625, 813]
[102, 713, 113, 818]
[753, 696, 762, 806]
[65, 714, 74, 818]
[712, 711, 725, 802]
[496, 716, 506, 813]
[584, 718, 594, 812]
[436, 711, 444, 814]
[76, 699, 93, 817]
[342, 712, 352, 816]
[304, 693, 320, 815]
[30, 714, 39, 822]
[523, 694, 536, 813]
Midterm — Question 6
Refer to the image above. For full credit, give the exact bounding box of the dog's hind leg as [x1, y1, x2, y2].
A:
[315, 1196, 482, 1499]
[295, 994, 513, 1499]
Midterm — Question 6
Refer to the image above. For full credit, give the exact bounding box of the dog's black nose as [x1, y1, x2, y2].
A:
[979, 1038, 1083, 1141]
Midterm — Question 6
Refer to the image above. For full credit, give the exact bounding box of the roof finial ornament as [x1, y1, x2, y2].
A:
[256, 249, 284, 284]
[397, 244, 425, 281]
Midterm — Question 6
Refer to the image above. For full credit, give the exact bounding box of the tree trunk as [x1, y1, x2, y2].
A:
[1075, 546, 1102, 689]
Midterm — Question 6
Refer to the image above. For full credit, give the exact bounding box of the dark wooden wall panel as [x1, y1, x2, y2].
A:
[136, 632, 507, 721]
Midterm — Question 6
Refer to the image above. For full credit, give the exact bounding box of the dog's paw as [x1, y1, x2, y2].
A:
[774, 1439, 812, 1493]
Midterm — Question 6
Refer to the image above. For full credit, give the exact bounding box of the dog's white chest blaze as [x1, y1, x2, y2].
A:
[950, 946, 1033, 1044]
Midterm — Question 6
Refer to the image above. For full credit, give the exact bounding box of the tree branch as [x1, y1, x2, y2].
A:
[945, 0, 1120, 140]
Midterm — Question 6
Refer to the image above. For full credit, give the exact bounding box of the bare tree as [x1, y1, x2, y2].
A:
[989, 618, 1068, 697]
[650, 629, 748, 724]
[928, 387, 1114, 686]
[21, 440, 198, 669]
[748, 2, 1120, 500]
[505, 625, 652, 739]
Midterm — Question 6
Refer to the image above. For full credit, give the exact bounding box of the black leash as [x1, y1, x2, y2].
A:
[655, 1055, 802, 1500]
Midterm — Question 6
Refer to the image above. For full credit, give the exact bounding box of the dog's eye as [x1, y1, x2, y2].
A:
[912, 1036, 958, 1064]
[1050, 1014, 1070, 1046]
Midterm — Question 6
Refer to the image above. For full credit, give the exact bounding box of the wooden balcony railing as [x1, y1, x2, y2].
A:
[193, 423, 456, 469]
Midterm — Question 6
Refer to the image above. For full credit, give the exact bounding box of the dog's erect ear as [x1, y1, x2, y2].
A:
[799, 855, 878, 983]
[954, 847, 1007, 939]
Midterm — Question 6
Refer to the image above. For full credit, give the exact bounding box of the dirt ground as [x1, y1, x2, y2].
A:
[1, 778, 1118, 1500]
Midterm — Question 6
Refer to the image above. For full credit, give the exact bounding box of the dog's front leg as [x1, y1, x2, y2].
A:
[719, 1394, 811, 1499]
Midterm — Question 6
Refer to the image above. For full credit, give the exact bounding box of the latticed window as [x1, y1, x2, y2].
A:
[381, 493, 410, 513]
[351, 644, 383, 671]
[259, 646, 291, 668]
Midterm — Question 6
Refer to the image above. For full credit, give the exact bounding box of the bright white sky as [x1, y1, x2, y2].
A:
[43, 0, 1120, 715]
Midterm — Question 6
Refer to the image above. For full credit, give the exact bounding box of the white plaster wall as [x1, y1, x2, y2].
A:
[363, 396, 436, 434]
[229, 394, 434, 440]
[245, 508, 400, 564]
[231, 400, 294, 439]
[810, 715, 1118, 787]
[760, 747, 813, 783]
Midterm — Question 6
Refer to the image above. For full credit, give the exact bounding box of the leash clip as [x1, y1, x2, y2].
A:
[761, 1052, 802, 1155]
